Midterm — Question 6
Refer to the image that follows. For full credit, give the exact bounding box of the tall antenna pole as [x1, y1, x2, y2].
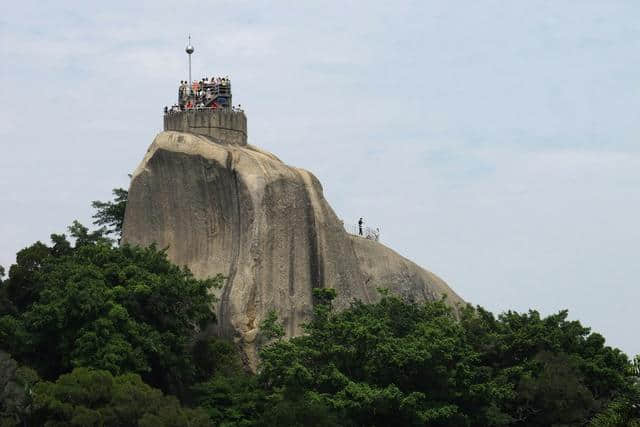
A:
[185, 35, 194, 86]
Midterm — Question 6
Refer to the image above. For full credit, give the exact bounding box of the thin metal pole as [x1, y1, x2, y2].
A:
[186, 34, 194, 86]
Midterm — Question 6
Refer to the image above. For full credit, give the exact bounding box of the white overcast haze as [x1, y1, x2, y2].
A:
[1, 1, 639, 357]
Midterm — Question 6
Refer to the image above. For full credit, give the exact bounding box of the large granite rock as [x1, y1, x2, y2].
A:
[122, 131, 464, 368]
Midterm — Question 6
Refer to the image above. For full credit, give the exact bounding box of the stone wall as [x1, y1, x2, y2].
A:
[163, 109, 247, 145]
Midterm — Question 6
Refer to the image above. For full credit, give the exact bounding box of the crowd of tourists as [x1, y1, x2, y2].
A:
[164, 104, 243, 114]
[164, 76, 243, 114]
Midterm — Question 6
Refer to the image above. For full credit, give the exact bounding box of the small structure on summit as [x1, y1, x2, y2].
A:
[163, 36, 248, 146]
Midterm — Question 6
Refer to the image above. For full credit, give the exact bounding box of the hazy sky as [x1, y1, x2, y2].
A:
[1, 1, 639, 357]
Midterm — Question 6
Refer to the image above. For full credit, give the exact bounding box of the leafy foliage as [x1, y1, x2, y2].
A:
[0, 351, 39, 426]
[259, 309, 285, 342]
[256, 291, 639, 426]
[91, 187, 128, 240]
[0, 227, 222, 397]
[30, 367, 210, 427]
[259, 292, 505, 426]
[459, 306, 637, 425]
[1, 189, 638, 425]
[589, 393, 640, 426]
[191, 341, 268, 426]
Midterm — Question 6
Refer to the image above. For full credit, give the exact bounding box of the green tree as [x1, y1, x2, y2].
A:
[191, 339, 267, 426]
[0, 266, 11, 316]
[30, 367, 210, 427]
[68, 220, 111, 247]
[0, 229, 223, 397]
[259, 292, 511, 426]
[259, 309, 285, 342]
[91, 188, 128, 241]
[256, 291, 638, 426]
[3, 183, 639, 425]
[1, 241, 50, 314]
[589, 393, 640, 426]
[458, 307, 636, 425]
[0, 351, 40, 427]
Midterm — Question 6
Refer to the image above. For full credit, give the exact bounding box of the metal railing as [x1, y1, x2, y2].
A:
[344, 222, 380, 242]
[182, 82, 231, 94]
[164, 106, 244, 115]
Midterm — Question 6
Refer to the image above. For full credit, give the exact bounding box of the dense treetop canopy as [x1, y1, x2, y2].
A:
[31, 367, 211, 427]
[0, 222, 222, 397]
[255, 289, 638, 426]
[0, 190, 638, 426]
[91, 188, 128, 240]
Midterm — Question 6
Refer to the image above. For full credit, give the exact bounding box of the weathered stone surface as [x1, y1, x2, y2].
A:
[163, 109, 247, 145]
[122, 131, 464, 368]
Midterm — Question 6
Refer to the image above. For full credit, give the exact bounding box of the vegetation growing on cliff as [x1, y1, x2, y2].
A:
[0, 191, 638, 426]
[91, 187, 128, 240]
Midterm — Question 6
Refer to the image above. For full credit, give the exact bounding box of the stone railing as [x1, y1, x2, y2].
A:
[163, 108, 247, 146]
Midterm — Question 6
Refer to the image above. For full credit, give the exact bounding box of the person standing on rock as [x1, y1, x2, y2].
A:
[358, 217, 364, 236]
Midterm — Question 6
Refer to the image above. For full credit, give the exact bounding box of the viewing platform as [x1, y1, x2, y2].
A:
[165, 37, 248, 145]
[163, 73, 248, 146]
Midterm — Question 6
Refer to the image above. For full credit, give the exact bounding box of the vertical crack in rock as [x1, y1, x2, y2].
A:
[217, 149, 248, 340]
[299, 170, 324, 297]
[288, 231, 296, 297]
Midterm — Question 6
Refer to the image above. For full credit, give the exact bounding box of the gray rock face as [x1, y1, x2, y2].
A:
[122, 131, 464, 368]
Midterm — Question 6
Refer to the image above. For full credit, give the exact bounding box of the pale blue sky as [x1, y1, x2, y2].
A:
[1, 1, 639, 356]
